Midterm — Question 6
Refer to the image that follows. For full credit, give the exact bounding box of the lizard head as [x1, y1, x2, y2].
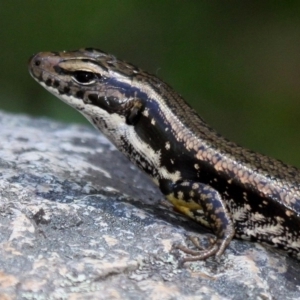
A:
[29, 49, 156, 142]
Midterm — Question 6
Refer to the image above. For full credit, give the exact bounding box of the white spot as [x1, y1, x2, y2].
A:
[160, 169, 181, 182]
[250, 212, 265, 222]
[255, 223, 284, 236]
[275, 216, 284, 222]
[151, 118, 156, 125]
[192, 183, 199, 189]
[143, 109, 149, 117]
[232, 204, 249, 221]
[177, 191, 184, 199]
[165, 142, 170, 150]
[289, 240, 300, 249]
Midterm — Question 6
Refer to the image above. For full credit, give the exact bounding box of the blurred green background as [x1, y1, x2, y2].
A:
[1, 1, 300, 165]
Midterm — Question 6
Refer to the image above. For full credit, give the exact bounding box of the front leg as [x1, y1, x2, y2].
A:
[160, 179, 235, 262]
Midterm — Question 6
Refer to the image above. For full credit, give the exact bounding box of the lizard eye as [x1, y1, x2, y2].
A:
[72, 71, 97, 85]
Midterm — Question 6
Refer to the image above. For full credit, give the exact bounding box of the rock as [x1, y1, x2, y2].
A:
[0, 110, 299, 299]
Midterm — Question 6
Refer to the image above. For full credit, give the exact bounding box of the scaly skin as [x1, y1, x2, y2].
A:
[28, 48, 300, 262]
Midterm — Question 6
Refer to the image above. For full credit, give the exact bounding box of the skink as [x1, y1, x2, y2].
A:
[28, 48, 300, 263]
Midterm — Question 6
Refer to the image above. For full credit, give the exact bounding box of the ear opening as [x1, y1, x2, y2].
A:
[126, 100, 144, 125]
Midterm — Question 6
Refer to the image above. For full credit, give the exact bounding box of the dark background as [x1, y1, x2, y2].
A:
[2, 2, 300, 165]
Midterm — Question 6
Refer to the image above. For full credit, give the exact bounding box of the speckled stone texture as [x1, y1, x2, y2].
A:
[0, 110, 299, 299]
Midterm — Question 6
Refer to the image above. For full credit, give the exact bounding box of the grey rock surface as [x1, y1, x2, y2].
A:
[0, 110, 300, 299]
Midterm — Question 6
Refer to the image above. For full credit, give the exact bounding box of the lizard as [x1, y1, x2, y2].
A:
[28, 48, 300, 263]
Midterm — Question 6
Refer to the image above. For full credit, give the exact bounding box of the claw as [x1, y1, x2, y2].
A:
[174, 234, 227, 263]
